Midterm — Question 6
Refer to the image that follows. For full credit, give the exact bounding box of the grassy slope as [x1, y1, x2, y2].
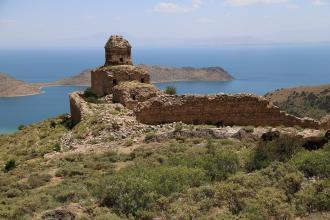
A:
[265, 84, 330, 119]
[0, 110, 330, 219]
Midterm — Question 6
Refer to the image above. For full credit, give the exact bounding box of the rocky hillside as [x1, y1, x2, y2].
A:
[0, 73, 41, 97]
[0, 92, 329, 219]
[139, 65, 234, 83]
[265, 84, 330, 120]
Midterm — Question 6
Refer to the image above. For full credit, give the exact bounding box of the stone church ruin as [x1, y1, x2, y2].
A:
[70, 35, 330, 129]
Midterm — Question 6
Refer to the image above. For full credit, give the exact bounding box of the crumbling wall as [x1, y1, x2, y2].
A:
[91, 65, 150, 97]
[69, 92, 92, 125]
[134, 94, 321, 129]
[320, 115, 330, 130]
[113, 81, 161, 110]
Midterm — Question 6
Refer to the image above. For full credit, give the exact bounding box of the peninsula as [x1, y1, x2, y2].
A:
[0, 66, 233, 97]
[0, 73, 41, 97]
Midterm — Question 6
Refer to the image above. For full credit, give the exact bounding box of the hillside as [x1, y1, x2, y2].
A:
[265, 84, 330, 120]
[0, 73, 41, 97]
[139, 65, 234, 83]
[0, 92, 329, 219]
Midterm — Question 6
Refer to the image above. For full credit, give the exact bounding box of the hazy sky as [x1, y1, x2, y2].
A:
[0, 0, 329, 48]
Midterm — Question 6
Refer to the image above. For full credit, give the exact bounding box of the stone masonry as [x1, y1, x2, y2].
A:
[134, 94, 322, 129]
[91, 65, 150, 97]
[104, 35, 132, 66]
[69, 92, 92, 125]
[113, 81, 160, 110]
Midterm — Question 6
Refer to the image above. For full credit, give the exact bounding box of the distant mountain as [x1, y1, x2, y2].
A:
[0, 73, 41, 97]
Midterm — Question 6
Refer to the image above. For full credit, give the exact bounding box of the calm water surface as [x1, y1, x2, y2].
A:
[0, 86, 87, 133]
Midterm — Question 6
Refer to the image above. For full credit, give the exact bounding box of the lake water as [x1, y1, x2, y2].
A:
[1, 44, 330, 133]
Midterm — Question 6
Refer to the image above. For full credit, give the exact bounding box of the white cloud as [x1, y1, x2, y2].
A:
[312, 0, 329, 6]
[224, 0, 290, 7]
[152, 0, 202, 13]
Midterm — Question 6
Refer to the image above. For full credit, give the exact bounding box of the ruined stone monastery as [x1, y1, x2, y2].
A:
[70, 35, 330, 130]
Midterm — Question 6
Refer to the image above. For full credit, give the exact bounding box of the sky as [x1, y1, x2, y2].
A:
[0, 0, 329, 48]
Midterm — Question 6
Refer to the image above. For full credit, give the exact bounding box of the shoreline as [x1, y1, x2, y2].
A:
[0, 84, 88, 98]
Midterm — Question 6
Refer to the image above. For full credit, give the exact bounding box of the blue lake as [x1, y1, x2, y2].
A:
[0, 86, 87, 133]
[1, 44, 330, 133]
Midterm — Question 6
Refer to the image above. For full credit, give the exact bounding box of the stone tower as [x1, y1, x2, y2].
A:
[104, 35, 133, 66]
[91, 35, 150, 97]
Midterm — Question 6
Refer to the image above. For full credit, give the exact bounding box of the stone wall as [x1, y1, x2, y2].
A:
[69, 92, 92, 125]
[105, 48, 132, 66]
[113, 81, 161, 110]
[320, 115, 330, 129]
[134, 94, 322, 129]
[91, 65, 150, 97]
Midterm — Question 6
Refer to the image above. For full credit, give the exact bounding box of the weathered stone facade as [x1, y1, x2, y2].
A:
[113, 81, 160, 110]
[69, 92, 92, 125]
[91, 65, 150, 97]
[105, 35, 132, 66]
[134, 94, 321, 129]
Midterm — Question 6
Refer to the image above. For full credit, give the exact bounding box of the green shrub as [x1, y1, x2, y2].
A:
[260, 162, 303, 195]
[203, 151, 239, 181]
[27, 173, 52, 189]
[215, 163, 303, 217]
[292, 150, 330, 178]
[83, 87, 100, 103]
[53, 143, 61, 152]
[174, 123, 183, 132]
[5, 188, 22, 198]
[99, 165, 206, 217]
[4, 159, 16, 172]
[246, 134, 303, 171]
[18, 124, 25, 130]
[242, 187, 294, 220]
[54, 182, 89, 203]
[144, 132, 156, 142]
[164, 86, 177, 95]
[123, 139, 134, 147]
[295, 179, 330, 214]
[50, 120, 56, 128]
[168, 149, 239, 181]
